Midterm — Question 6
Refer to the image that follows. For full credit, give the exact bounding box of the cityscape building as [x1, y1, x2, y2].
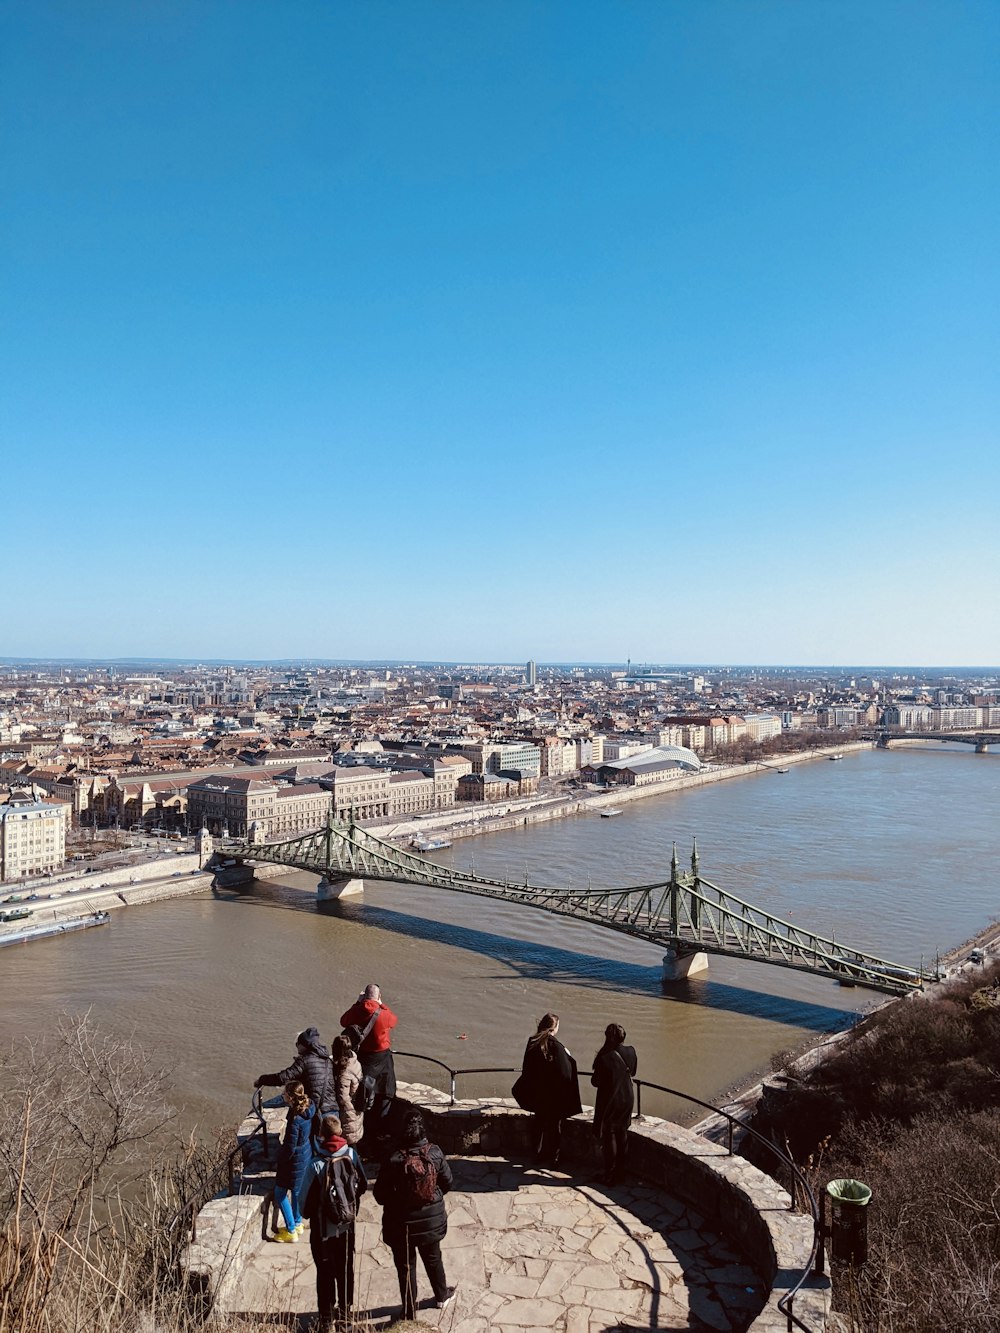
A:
[0, 789, 69, 880]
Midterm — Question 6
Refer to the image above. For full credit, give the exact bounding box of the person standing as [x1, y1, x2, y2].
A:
[299, 1113, 367, 1330]
[512, 1012, 582, 1166]
[373, 1110, 456, 1320]
[591, 1023, 638, 1184]
[272, 1080, 314, 1242]
[330, 1032, 365, 1148]
[254, 1026, 336, 1129]
[339, 983, 397, 1149]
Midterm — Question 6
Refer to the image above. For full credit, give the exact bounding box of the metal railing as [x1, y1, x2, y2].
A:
[395, 1052, 822, 1333]
[226, 1086, 271, 1195]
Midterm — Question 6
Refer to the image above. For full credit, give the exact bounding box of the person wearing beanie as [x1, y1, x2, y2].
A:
[255, 1026, 336, 1126]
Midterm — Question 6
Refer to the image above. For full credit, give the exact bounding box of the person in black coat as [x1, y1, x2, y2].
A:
[591, 1022, 638, 1183]
[513, 1012, 582, 1166]
[254, 1026, 335, 1124]
[373, 1110, 456, 1319]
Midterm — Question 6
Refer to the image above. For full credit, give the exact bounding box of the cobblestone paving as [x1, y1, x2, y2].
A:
[231, 1155, 766, 1331]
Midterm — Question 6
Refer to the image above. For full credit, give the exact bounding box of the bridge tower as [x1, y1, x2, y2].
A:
[316, 810, 365, 900]
[661, 840, 709, 984]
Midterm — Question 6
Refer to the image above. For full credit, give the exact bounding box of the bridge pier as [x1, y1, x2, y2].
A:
[317, 876, 365, 901]
[976, 740, 990, 754]
[211, 858, 255, 888]
[662, 947, 710, 983]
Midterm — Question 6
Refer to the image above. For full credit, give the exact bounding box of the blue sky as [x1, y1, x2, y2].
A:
[4, 2, 998, 665]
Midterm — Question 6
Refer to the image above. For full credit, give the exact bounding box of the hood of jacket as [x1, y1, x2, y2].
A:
[297, 1027, 330, 1058]
[311, 1133, 349, 1159]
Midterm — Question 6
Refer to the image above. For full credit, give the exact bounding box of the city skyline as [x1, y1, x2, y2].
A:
[4, 3, 998, 664]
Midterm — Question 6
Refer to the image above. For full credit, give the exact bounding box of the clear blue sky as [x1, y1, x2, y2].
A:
[4, 2, 998, 665]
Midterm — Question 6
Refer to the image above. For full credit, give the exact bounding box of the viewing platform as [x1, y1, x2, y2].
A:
[184, 1081, 828, 1332]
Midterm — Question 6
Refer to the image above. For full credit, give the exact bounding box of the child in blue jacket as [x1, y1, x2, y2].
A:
[273, 1080, 314, 1241]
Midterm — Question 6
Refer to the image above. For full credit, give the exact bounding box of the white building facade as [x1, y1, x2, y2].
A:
[0, 791, 69, 881]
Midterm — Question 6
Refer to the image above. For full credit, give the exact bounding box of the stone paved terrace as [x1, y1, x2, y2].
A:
[223, 1154, 767, 1332]
[184, 1085, 828, 1332]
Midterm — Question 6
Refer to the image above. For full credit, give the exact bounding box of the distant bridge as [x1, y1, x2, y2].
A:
[869, 729, 999, 753]
[213, 819, 933, 997]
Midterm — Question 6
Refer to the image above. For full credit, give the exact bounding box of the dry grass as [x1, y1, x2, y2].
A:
[0, 1015, 449, 1332]
[754, 962, 1000, 1333]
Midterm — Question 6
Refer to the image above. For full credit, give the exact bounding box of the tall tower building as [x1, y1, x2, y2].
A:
[525, 659, 537, 687]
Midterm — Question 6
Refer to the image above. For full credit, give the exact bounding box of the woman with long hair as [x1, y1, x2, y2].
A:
[512, 1012, 582, 1165]
[273, 1080, 314, 1242]
[330, 1032, 365, 1147]
[591, 1023, 637, 1184]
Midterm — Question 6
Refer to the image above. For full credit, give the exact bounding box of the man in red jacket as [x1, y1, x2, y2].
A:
[340, 983, 398, 1154]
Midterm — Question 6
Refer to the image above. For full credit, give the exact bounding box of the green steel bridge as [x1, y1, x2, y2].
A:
[869, 728, 1000, 753]
[214, 818, 934, 996]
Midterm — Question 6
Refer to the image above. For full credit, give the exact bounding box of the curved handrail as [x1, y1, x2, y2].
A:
[393, 1052, 821, 1333]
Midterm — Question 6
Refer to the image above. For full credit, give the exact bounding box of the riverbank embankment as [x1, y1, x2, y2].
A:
[0, 854, 216, 944]
[692, 901, 1000, 1144]
[377, 740, 872, 849]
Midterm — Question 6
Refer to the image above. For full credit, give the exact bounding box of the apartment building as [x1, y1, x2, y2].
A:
[0, 791, 68, 881]
[533, 736, 578, 777]
[455, 741, 542, 779]
[743, 714, 783, 743]
[602, 739, 653, 762]
[642, 726, 686, 749]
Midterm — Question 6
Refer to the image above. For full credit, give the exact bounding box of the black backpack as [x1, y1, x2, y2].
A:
[320, 1154, 360, 1229]
[400, 1144, 438, 1207]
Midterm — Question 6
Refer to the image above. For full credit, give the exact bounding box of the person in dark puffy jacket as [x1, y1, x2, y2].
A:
[373, 1110, 456, 1319]
[255, 1026, 335, 1124]
[591, 1022, 638, 1184]
[272, 1080, 314, 1242]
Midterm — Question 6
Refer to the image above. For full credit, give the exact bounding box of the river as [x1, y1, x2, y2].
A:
[1, 745, 995, 1134]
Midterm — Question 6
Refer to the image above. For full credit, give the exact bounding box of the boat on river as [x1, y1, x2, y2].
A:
[828, 754, 843, 761]
[0, 911, 110, 947]
[600, 809, 623, 818]
[410, 836, 452, 852]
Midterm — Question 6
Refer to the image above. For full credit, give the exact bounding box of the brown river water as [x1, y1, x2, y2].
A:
[0, 745, 996, 1135]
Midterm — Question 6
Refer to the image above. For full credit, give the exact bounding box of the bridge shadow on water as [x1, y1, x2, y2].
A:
[323, 897, 858, 1034]
[211, 881, 857, 1031]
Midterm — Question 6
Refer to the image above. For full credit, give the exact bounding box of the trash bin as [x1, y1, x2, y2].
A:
[826, 1178, 871, 1266]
